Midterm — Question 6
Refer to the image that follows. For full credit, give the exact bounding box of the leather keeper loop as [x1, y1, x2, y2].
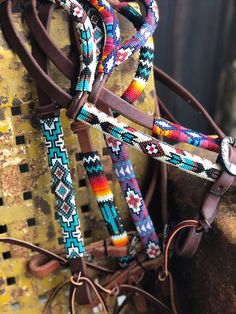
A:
[88, 73, 107, 104]
[67, 92, 88, 120]
[36, 103, 60, 118]
[70, 120, 90, 134]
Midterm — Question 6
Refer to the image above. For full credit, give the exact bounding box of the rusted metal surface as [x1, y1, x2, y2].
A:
[0, 8, 155, 313]
[168, 144, 236, 314]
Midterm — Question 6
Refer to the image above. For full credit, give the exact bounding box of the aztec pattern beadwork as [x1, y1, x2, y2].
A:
[51, 0, 96, 92]
[40, 117, 85, 259]
[90, 0, 120, 75]
[114, 0, 159, 66]
[106, 136, 160, 258]
[81, 151, 129, 246]
[109, 2, 155, 104]
[153, 117, 221, 153]
[77, 103, 222, 181]
[122, 36, 154, 104]
[82, 0, 105, 64]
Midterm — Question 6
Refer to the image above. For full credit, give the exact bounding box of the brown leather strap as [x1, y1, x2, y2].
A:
[1, 0, 155, 127]
[0, 0, 72, 108]
[23, 0, 78, 82]
[0, 237, 68, 264]
[2, 0, 222, 141]
[119, 284, 173, 314]
[175, 148, 236, 257]
[9, 0, 220, 139]
[29, 235, 143, 278]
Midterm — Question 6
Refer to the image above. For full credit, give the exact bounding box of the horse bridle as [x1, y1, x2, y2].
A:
[0, 0, 236, 313]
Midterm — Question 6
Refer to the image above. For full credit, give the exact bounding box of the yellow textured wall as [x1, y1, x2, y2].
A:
[0, 8, 156, 313]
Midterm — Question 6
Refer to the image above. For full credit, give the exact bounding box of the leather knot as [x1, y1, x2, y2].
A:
[70, 272, 120, 314]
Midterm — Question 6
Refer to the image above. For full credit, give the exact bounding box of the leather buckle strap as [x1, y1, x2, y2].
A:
[175, 143, 236, 257]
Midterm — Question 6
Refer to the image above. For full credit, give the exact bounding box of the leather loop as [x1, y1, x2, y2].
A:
[176, 147, 236, 257]
[36, 102, 60, 118]
[67, 92, 88, 119]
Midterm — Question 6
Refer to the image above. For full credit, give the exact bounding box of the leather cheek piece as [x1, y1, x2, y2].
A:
[176, 153, 236, 257]
[69, 258, 93, 305]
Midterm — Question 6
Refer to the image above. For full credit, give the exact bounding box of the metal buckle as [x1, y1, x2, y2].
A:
[220, 136, 236, 175]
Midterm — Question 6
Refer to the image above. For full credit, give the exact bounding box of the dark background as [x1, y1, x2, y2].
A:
[154, 0, 235, 134]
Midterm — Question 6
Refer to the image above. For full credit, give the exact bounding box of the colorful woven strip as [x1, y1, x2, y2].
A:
[81, 0, 105, 64]
[122, 36, 154, 103]
[77, 103, 222, 182]
[40, 117, 85, 259]
[52, 0, 96, 92]
[115, 0, 159, 66]
[81, 151, 128, 246]
[106, 136, 160, 257]
[89, 0, 120, 75]
[103, 4, 160, 258]
[109, 2, 154, 103]
[153, 117, 221, 153]
[60, 0, 129, 250]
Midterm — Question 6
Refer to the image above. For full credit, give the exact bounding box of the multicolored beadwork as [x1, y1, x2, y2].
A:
[109, 2, 155, 103]
[81, 0, 105, 64]
[40, 117, 85, 259]
[52, 0, 97, 92]
[122, 37, 154, 103]
[115, 0, 159, 66]
[153, 117, 221, 153]
[81, 151, 129, 246]
[102, 3, 160, 258]
[106, 136, 160, 257]
[90, 0, 120, 75]
[77, 103, 222, 182]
